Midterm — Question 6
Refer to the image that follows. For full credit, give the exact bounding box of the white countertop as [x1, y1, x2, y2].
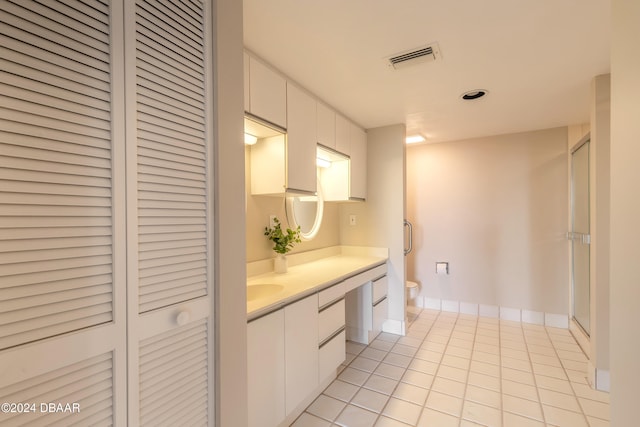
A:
[247, 247, 387, 321]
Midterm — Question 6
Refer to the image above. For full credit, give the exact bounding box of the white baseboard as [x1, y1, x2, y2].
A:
[424, 297, 441, 310]
[587, 361, 611, 392]
[382, 318, 405, 336]
[417, 298, 569, 328]
[596, 368, 610, 392]
[479, 304, 499, 318]
[441, 300, 459, 313]
[460, 302, 479, 316]
[522, 310, 545, 325]
[545, 312, 569, 329]
[500, 307, 521, 322]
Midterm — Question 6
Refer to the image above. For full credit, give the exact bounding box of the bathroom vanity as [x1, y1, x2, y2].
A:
[246, 246, 388, 427]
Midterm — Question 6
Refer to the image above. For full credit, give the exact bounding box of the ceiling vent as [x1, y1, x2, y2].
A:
[386, 43, 441, 70]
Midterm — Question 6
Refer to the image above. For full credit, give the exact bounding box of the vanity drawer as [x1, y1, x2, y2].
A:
[319, 330, 346, 381]
[319, 299, 345, 343]
[372, 275, 388, 304]
[373, 297, 387, 336]
[318, 282, 345, 308]
[342, 264, 387, 293]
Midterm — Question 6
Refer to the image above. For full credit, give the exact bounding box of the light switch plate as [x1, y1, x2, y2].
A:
[349, 215, 357, 226]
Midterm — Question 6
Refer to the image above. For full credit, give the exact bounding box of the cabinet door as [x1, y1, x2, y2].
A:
[319, 330, 346, 382]
[350, 124, 368, 200]
[129, 0, 214, 424]
[0, 2, 127, 424]
[286, 83, 317, 194]
[335, 114, 350, 155]
[249, 56, 286, 128]
[285, 294, 319, 414]
[247, 311, 286, 427]
[243, 52, 250, 112]
[317, 102, 336, 149]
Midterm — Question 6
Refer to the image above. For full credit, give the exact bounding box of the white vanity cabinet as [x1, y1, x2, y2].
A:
[246, 260, 387, 425]
[286, 82, 318, 194]
[318, 284, 346, 382]
[372, 275, 389, 337]
[345, 269, 388, 344]
[246, 54, 287, 128]
[284, 294, 319, 414]
[247, 310, 285, 427]
[247, 294, 318, 427]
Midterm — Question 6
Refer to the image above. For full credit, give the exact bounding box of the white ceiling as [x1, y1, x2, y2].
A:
[243, 0, 611, 144]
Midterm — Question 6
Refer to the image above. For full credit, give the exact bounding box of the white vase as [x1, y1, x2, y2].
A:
[274, 253, 288, 274]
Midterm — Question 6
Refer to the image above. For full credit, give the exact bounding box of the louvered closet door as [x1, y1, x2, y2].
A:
[0, 1, 126, 426]
[126, 0, 213, 425]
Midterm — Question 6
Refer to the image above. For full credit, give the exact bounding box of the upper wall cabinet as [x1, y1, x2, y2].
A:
[317, 102, 336, 150]
[245, 50, 367, 200]
[286, 83, 317, 195]
[246, 54, 287, 128]
[321, 114, 367, 201]
[350, 124, 367, 200]
[335, 114, 350, 155]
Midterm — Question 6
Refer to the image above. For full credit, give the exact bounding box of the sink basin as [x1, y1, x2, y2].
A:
[247, 284, 284, 301]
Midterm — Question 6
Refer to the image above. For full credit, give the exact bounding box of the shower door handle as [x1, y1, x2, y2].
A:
[404, 219, 413, 255]
[566, 231, 591, 245]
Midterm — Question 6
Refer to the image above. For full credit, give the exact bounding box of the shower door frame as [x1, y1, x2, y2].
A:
[570, 137, 591, 336]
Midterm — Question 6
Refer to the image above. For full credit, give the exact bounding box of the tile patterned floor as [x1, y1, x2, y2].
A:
[292, 308, 610, 427]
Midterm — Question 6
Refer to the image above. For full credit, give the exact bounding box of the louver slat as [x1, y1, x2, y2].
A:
[140, 320, 208, 426]
[136, 0, 208, 313]
[0, 0, 114, 351]
[0, 352, 113, 426]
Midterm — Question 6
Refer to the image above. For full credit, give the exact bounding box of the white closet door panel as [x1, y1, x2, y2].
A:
[139, 318, 208, 427]
[0, 349, 114, 427]
[0, 0, 118, 352]
[0, 77, 110, 115]
[129, 0, 212, 422]
[135, 0, 209, 314]
[0, 49, 110, 95]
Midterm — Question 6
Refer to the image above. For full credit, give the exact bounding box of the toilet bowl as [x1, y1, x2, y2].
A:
[406, 280, 419, 304]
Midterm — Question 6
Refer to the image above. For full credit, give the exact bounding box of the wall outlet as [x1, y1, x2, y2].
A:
[269, 215, 277, 228]
[349, 215, 357, 226]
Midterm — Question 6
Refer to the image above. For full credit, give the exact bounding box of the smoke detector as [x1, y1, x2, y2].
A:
[386, 43, 441, 70]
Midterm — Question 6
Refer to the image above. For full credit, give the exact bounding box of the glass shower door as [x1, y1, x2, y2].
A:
[571, 140, 590, 335]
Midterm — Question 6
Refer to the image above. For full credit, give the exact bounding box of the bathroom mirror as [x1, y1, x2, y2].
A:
[285, 176, 324, 240]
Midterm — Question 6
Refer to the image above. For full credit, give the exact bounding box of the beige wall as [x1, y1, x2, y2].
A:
[406, 127, 569, 314]
[610, 1, 640, 424]
[244, 148, 341, 262]
[339, 125, 407, 330]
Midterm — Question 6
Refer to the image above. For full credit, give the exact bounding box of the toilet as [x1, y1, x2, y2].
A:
[406, 280, 419, 304]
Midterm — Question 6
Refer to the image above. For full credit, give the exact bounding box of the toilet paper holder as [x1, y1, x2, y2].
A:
[436, 262, 449, 275]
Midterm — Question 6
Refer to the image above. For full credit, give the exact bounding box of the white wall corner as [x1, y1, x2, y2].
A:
[424, 297, 441, 310]
[460, 302, 479, 316]
[545, 313, 569, 329]
[521, 310, 545, 325]
[500, 307, 521, 322]
[441, 300, 460, 313]
[479, 304, 500, 318]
